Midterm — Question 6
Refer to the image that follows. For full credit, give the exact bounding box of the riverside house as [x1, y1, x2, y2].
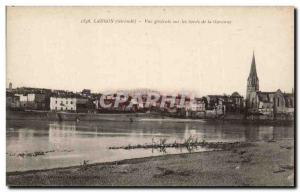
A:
[15, 93, 49, 110]
[50, 96, 89, 113]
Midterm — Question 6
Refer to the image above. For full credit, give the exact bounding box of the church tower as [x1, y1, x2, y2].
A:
[246, 52, 259, 108]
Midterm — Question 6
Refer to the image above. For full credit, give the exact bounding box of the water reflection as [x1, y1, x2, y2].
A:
[6, 120, 293, 172]
[49, 123, 77, 141]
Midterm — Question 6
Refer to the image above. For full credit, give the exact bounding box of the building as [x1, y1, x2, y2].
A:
[50, 97, 76, 111]
[50, 97, 88, 112]
[82, 89, 91, 97]
[206, 92, 244, 115]
[184, 97, 206, 118]
[230, 92, 244, 113]
[206, 95, 224, 109]
[15, 93, 48, 110]
[6, 92, 20, 110]
[11, 87, 51, 110]
[245, 52, 294, 119]
[187, 98, 206, 112]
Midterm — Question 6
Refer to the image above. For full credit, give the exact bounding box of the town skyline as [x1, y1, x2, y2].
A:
[5, 79, 295, 98]
[6, 51, 294, 97]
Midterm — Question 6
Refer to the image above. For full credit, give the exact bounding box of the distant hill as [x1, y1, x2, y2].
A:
[115, 88, 161, 96]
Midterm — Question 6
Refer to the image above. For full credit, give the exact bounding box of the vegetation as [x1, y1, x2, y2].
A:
[109, 137, 252, 153]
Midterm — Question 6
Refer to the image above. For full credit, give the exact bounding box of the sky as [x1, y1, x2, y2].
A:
[6, 7, 294, 96]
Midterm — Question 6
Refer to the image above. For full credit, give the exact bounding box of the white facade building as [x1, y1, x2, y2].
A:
[189, 102, 206, 112]
[184, 99, 206, 112]
[15, 93, 35, 102]
[50, 97, 77, 111]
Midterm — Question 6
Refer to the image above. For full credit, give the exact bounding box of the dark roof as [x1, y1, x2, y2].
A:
[257, 90, 294, 107]
[194, 97, 204, 101]
[51, 95, 87, 99]
[207, 95, 228, 98]
[231, 92, 242, 98]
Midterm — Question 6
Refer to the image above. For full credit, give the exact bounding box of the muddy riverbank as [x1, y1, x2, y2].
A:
[7, 139, 294, 187]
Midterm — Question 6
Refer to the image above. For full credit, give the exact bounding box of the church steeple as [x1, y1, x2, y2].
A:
[249, 52, 258, 79]
[246, 52, 259, 103]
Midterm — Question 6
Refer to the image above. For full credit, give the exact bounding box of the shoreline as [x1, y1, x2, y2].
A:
[7, 139, 294, 186]
[6, 110, 294, 125]
[6, 149, 217, 176]
[7, 141, 250, 175]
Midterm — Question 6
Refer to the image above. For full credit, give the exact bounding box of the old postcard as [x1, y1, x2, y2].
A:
[6, 6, 294, 187]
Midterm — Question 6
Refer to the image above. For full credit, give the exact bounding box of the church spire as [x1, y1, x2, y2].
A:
[246, 51, 259, 106]
[249, 51, 258, 78]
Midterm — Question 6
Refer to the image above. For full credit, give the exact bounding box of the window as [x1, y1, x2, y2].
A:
[55, 100, 57, 104]
[61, 101, 63, 104]
[71, 107, 73, 111]
[277, 98, 279, 107]
[66, 101, 68, 104]
[71, 101, 73, 104]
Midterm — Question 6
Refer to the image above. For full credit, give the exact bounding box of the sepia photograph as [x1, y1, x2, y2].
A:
[5, 6, 295, 187]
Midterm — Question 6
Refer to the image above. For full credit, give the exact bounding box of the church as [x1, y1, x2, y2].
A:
[246, 53, 294, 119]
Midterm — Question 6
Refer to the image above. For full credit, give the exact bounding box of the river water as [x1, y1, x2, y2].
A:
[6, 119, 294, 172]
